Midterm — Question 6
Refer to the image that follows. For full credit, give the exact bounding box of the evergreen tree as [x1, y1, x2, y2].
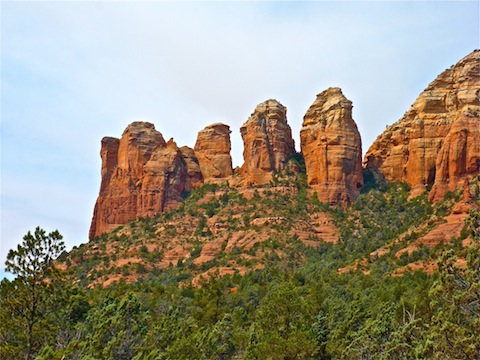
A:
[1, 227, 65, 360]
[428, 246, 480, 359]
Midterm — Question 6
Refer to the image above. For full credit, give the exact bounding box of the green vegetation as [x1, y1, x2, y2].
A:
[1, 174, 479, 359]
[1, 227, 74, 360]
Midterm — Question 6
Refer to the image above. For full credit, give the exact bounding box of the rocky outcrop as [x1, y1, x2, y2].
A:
[194, 123, 233, 183]
[179, 145, 204, 191]
[89, 122, 203, 239]
[364, 50, 480, 199]
[239, 100, 296, 186]
[429, 115, 480, 201]
[300, 87, 363, 207]
[99, 137, 120, 191]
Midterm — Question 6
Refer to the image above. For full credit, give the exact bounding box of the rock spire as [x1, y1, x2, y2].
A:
[194, 123, 233, 183]
[239, 99, 296, 186]
[300, 87, 363, 206]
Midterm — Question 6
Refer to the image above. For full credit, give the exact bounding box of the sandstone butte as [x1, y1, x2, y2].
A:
[239, 99, 296, 186]
[300, 87, 363, 207]
[194, 123, 233, 183]
[364, 50, 480, 200]
[89, 122, 203, 239]
[90, 50, 479, 239]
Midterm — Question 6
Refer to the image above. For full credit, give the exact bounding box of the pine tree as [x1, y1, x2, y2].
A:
[1, 227, 65, 360]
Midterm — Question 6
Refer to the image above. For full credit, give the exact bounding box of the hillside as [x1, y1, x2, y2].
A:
[1, 49, 479, 360]
[62, 165, 479, 289]
[76, 50, 480, 290]
[46, 169, 479, 359]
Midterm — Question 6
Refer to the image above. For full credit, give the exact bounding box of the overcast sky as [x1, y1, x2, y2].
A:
[1, 1, 478, 279]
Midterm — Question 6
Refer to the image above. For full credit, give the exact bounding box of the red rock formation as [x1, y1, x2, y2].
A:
[462, 178, 473, 202]
[179, 145, 204, 191]
[194, 123, 233, 183]
[429, 115, 480, 201]
[364, 50, 480, 199]
[239, 100, 296, 186]
[89, 122, 203, 239]
[300, 87, 363, 206]
[99, 137, 120, 191]
[89, 137, 120, 240]
[117, 122, 166, 178]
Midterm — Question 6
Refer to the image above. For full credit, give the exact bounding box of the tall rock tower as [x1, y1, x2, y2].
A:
[300, 87, 363, 207]
[239, 99, 296, 186]
[194, 123, 233, 183]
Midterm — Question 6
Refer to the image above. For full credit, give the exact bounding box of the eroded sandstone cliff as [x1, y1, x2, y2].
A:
[239, 100, 296, 186]
[364, 50, 480, 199]
[300, 87, 363, 207]
[89, 122, 202, 239]
[89, 50, 479, 239]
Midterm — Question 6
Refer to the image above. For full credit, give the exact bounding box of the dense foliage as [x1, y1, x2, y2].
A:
[1, 172, 479, 359]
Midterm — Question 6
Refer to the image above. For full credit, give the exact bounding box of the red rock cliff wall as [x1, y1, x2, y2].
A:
[89, 122, 202, 239]
[364, 50, 480, 199]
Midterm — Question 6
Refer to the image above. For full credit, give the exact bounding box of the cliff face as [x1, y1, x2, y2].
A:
[429, 115, 480, 201]
[89, 122, 202, 239]
[194, 123, 233, 183]
[364, 50, 480, 199]
[300, 87, 363, 207]
[239, 100, 296, 186]
[89, 50, 479, 239]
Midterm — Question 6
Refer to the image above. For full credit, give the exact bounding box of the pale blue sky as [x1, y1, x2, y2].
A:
[1, 1, 479, 279]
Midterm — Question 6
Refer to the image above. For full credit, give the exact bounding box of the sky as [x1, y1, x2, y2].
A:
[1, 1, 478, 279]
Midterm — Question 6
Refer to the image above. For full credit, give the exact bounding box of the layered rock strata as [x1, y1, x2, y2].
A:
[89, 122, 202, 239]
[194, 123, 233, 183]
[300, 87, 363, 206]
[364, 50, 480, 199]
[429, 115, 480, 201]
[239, 100, 296, 186]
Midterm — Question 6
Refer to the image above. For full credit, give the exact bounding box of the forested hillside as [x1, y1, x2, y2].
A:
[2, 168, 479, 359]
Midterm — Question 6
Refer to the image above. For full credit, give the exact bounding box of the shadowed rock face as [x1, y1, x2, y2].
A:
[364, 50, 480, 200]
[429, 111, 480, 201]
[194, 123, 233, 183]
[300, 87, 363, 207]
[89, 122, 202, 239]
[239, 100, 296, 186]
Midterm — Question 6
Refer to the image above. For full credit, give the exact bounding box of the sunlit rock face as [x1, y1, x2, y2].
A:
[89, 122, 202, 239]
[239, 99, 296, 186]
[364, 50, 480, 200]
[300, 87, 363, 207]
[194, 123, 233, 184]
